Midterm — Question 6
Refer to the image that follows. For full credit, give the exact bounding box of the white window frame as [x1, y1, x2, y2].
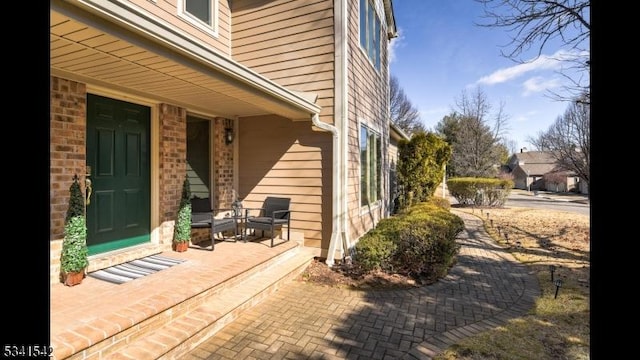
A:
[177, 0, 219, 37]
[359, 120, 382, 211]
[359, 0, 382, 71]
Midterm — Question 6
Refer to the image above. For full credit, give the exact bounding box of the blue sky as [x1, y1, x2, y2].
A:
[389, 1, 589, 153]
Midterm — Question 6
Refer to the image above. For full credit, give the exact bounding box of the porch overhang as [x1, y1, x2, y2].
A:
[50, 0, 321, 121]
[390, 122, 409, 141]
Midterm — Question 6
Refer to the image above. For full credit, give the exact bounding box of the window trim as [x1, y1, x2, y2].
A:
[177, 0, 219, 37]
[359, 120, 383, 212]
[359, 0, 382, 71]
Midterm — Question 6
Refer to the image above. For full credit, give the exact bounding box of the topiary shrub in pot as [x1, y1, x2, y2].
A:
[60, 175, 89, 286]
[173, 176, 191, 252]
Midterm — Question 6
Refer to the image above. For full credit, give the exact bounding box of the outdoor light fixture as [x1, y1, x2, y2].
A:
[224, 118, 234, 145]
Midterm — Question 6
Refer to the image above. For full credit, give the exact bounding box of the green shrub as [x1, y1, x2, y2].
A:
[61, 175, 89, 274]
[61, 216, 89, 273]
[352, 198, 464, 282]
[173, 176, 192, 243]
[65, 176, 85, 221]
[396, 132, 451, 211]
[405, 201, 446, 215]
[353, 227, 396, 272]
[447, 177, 513, 207]
[390, 210, 462, 278]
[428, 196, 451, 210]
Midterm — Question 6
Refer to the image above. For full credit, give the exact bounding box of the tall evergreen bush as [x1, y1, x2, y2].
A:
[173, 176, 192, 244]
[60, 175, 89, 276]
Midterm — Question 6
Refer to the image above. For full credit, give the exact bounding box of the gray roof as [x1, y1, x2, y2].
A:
[512, 151, 557, 164]
[521, 163, 560, 176]
[509, 151, 564, 176]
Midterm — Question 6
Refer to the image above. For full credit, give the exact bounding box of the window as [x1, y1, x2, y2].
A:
[360, 0, 381, 70]
[360, 125, 382, 207]
[186, 0, 211, 24]
[178, 0, 218, 35]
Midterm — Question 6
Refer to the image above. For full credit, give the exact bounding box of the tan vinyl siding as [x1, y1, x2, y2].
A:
[231, 0, 392, 249]
[345, 0, 391, 241]
[230, 0, 337, 248]
[231, 0, 335, 123]
[242, 51, 335, 79]
[233, 16, 334, 48]
[238, 115, 332, 249]
[124, 0, 232, 55]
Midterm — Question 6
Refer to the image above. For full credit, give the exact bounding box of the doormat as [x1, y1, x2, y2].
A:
[88, 254, 186, 285]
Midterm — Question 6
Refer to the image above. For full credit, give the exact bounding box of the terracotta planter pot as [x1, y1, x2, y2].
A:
[174, 241, 189, 252]
[63, 271, 85, 287]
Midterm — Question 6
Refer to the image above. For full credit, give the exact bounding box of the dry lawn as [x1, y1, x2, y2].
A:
[455, 205, 590, 286]
[438, 205, 590, 360]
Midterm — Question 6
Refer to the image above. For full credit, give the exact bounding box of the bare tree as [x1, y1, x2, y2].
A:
[448, 88, 509, 177]
[528, 94, 589, 193]
[475, 0, 590, 103]
[456, 87, 510, 141]
[503, 138, 518, 156]
[390, 75, 425, 135]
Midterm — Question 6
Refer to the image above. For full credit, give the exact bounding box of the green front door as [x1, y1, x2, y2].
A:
[86, 94, 151, 255]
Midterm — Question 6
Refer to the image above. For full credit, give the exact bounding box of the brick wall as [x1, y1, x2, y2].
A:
[50, 77, 87, 239]
[214, 117, 235, 208]
[50, 77, 87, 283]
[49, 84, 233, 283]
[158, 103, 188, 246]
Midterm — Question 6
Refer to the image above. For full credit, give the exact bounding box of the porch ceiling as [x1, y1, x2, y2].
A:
[50, 2, 320, 120]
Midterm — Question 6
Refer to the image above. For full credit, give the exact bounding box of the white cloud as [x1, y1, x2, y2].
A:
[388, 28, 405, 64]
[474, 49, 584, 86]
[522, 77, 562, 96]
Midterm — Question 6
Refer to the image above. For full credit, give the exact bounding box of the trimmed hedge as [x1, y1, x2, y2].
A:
[353, 197, 464, 282]
[447, 177, 513, 207]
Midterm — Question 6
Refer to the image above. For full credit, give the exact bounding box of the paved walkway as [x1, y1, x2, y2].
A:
[181, 210, 540, 359]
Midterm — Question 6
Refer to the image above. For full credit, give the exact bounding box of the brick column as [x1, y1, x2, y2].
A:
[158, 104, 187, 246]
[214, 117, 235, 208]
[50, 76, 87, 283]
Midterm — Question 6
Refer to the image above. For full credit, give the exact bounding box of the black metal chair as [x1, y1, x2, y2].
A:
[190, 197, 239, 251]
[243, 197, 291, 247]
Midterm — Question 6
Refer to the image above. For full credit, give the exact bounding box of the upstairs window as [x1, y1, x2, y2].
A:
[186, 0, 211, 25]
[178, 0, 218, 36]
[359, 0, 381, 70]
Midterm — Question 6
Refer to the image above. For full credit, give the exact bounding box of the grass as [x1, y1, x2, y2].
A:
[434, 204, 590, 360]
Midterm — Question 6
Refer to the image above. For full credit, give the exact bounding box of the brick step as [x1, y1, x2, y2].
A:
[99, 247, 315, 360]
[51, 239, 316, 360]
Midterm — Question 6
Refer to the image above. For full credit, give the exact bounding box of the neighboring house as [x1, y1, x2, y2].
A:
[507, 149, 587, 194]
[50, 0, 398, 283]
